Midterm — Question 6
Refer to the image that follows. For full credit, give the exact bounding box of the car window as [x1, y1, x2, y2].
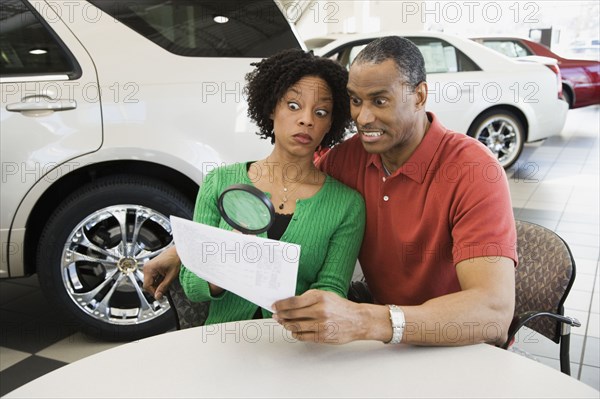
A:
[513, 42, 532, 57]
[481, 40, 531, 57]
[482, 41, 516, 57]
[410, 37, 480, 73]
[417, 41, 456, 72]
[348, 44, 367, 65]
[327, 37, 480, 74]
[89, 0, 301, 57]
[0, 0, 77, 77]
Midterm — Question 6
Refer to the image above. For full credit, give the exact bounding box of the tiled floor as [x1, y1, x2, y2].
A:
[508, 106, 600, 389]
[1, 106, 599, 397]
[505, 104, 600, 391]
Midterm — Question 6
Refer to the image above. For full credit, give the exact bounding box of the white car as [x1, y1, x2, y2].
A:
[313, 31, 569, 168]
[0, 0, 303, 340]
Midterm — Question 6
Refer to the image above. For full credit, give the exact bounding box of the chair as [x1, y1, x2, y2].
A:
[501, 220, 581, 375]
[166, 277, 209, 330]
[347, 278, 374, 304]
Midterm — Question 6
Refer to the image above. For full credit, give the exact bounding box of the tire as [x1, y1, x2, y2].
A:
[37, 175, 194, 341]
[562, 87, 573, 109]
[468, 109, 525, 169]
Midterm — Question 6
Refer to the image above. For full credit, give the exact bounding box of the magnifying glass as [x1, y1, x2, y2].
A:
[217, 184, 275, 235]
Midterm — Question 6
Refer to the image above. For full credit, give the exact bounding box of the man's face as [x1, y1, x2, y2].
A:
[347, 59, 426, 156]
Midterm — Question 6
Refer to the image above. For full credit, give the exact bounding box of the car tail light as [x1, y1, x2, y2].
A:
[546, 64, 563, 99]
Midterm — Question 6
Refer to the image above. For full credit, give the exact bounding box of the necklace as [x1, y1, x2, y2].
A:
[279, 179, 302, 209]
[264, 157, 313, 210]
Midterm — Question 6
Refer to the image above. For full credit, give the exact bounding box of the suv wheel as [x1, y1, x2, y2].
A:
[468, 109, 525, 169]
[37, 175, 194, 341]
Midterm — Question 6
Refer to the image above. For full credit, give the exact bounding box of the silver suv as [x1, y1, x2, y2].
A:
[0, 0, 302, 340]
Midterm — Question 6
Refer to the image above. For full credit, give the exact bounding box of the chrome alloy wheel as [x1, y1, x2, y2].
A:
[60, 205, 172, 325]
[473, 114, 523, 168]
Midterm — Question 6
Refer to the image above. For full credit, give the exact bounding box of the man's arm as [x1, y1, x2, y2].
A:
[401, 256, 515, 345]
[272, 256, 515, 346]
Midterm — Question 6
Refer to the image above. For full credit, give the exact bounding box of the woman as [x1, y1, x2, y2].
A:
[148, 49, 365, 325]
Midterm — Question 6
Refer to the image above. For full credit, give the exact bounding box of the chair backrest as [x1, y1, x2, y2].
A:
[166, 277, 209, 330]
[514, 220, 576, 343]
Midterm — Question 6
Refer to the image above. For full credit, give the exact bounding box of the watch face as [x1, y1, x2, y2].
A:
[389, 307, 404, 324]
[389, 307, 405, 336]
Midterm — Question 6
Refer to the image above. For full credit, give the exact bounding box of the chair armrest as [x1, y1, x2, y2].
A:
[347, 280, 374, 304]
[501, 311, 581, 349]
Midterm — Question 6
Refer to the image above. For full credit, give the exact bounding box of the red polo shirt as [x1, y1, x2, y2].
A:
[319, 113, 517, 306]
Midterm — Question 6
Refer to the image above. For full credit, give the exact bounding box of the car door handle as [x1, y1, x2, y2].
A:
[6, 95, 77, 113]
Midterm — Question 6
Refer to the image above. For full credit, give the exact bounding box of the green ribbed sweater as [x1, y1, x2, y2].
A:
[180, 162, 365, 325]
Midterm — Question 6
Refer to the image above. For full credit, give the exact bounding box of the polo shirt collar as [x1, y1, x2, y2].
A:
[366, 112, 446, 183]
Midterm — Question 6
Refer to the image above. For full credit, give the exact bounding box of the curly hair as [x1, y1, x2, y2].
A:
[245, 49, 351, 148]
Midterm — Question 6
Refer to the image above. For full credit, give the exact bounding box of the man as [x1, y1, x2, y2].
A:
[145, 36, 517, 347]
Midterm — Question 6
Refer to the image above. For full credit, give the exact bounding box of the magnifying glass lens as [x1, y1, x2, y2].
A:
[218, 184, 275, 235]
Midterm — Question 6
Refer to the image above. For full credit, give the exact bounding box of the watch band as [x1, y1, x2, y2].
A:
[386, 304, 405, 344]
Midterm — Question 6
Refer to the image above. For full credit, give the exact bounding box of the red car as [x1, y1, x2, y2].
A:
[473, 37, 600, 109]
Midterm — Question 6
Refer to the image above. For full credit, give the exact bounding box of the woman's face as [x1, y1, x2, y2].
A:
[271, 76, 333, 157]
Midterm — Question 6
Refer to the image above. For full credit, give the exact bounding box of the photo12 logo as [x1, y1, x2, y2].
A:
[200, 319, 297, 343]
[200, 240, 299, 265]
[401, 1, 540, 24]
[282, 1, 340, 23]
[1, 82, 140, 104]
[1, 161, 83, 185]
[426, 81, 540, 105]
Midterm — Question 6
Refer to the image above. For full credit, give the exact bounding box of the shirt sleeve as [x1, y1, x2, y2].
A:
[316, 140, 342, 178]
[450, 149, 518, 266]
[179, 168, 229, 302]
[309, 188, 366, 298]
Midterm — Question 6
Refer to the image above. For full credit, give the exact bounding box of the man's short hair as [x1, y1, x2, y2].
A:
[352, 36, 426, 90]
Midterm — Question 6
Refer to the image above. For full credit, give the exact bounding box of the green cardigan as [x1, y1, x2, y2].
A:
[180, 162, 365, 325]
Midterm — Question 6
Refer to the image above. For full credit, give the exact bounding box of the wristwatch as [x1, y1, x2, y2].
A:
[386, 304, 405, 344]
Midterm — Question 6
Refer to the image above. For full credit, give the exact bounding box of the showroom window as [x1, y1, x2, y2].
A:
[89, 0, 301, 57]
[0, 0, 77, 77]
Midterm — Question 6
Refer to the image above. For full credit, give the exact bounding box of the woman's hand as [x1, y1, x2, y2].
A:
[142, 246, 181, 299]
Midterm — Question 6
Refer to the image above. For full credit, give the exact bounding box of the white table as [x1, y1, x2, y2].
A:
[5, 319, 599, 398]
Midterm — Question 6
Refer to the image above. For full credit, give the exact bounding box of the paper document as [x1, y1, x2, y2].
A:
[170, 216, 300, 312]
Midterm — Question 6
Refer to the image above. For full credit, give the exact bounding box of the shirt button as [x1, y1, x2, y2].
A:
[383, 195, 389, 201]
[382, 177, 386, 182]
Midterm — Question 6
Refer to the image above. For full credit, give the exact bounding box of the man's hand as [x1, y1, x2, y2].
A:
[272, 290, 387, 344]
[142, 246, 181, 299]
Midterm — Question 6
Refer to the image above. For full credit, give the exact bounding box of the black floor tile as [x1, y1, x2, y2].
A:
[0, 282, 38, 306]
[0, 355, 67, 397]
[1, 309, 79, 353]
[1, 290, 55, 317]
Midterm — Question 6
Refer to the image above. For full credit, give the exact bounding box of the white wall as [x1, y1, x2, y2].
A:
[290, 1, 598, 59]
[294, 1, 424, 40]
